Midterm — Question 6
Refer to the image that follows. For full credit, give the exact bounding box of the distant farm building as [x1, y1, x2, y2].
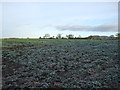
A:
[87, 35, 115, 40]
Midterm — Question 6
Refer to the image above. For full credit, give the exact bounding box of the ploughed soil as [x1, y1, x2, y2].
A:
[2, 39, 119, 89]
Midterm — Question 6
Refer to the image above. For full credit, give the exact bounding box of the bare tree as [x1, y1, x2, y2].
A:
[66, 34, 74, 39]
[77, 35, 81, 38]
[116, 33, 120, 39]
[56, 34, 62, 39]
[116, 33, 120, 37]
[43, 34, 50, 38]
[109, 35, 114, 39]
[110, 35, 114, 37]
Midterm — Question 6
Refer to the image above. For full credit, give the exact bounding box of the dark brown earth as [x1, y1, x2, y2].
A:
[2, 39, 119, 89]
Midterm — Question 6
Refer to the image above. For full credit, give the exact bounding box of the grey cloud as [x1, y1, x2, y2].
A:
[55, 23, 118, 32]
[56, 25, 92, 31]
[91, 23, 118, 32]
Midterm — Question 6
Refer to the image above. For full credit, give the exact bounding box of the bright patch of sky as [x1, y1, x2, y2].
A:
[1, 2, 118, 38]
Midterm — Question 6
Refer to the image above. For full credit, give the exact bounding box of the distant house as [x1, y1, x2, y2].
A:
[92, 35, 100, 39]
[99, 36, 109, 39]
[87, 35, 110, 40]
[87, 35, 100, 39]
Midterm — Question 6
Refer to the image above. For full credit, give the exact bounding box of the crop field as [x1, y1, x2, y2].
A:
[1, 39, 119, 89]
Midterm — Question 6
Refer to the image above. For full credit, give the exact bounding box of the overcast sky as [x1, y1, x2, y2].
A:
[1, 2, 118, 38]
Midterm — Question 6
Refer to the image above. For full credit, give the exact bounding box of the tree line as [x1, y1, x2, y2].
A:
[39, 33, 120, 39]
